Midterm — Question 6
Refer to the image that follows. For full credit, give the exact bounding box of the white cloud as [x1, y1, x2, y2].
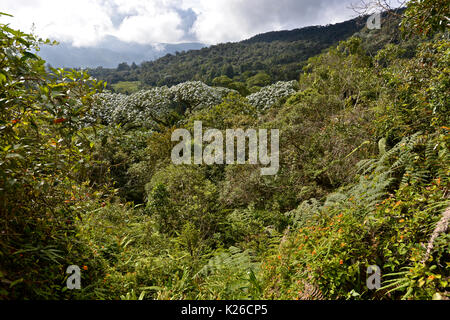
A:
[186, 0, 358, 44]
[0, 0, 360, 46]
[110, 0, 186, 44]
[1, 0, 114, 46]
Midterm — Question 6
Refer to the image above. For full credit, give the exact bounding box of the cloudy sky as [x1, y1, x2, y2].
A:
[1, 0, 370, 46]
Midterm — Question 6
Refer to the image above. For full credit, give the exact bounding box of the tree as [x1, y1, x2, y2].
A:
[246, 72, 272, 89]
[352, 0, 449, 37]
[212, 75, 234, 87]
[0, 14, 105, 299]
[212, 76, 250, 96]
[117, 62, 130, 71]
[401, 0, 450, 36]
[221, 64, 235, 78]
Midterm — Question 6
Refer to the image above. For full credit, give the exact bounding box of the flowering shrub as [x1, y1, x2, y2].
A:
[90, 91, 130, 125]
[88, 80, 299, 128]
[89, 81, 235, 127]
[247, 81, 299, 110]
[170, 81, 236, 110]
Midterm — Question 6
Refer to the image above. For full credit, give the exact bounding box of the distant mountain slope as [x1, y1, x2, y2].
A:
[38, 36, 206, 69]
[88, 17, 368, 87]
[243, 19, 364, 44]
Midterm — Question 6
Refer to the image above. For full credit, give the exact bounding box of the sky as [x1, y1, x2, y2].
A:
[1, 0, 375, 46]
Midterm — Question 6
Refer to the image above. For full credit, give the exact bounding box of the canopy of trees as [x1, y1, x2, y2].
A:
[88, 17, 367, 89]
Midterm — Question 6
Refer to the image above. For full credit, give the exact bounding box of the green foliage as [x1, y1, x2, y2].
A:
[212, 76, 250, 96]
[260, 131, 449, 299]
[89, 125, 153, 202]
[195, 246, 261, 299]
[88, 17, 366, 87]
[0, 19, 105, 299]
[246, 72, 272, 92]
[1, 2, 449, 301]
[401, 0, 450, 37]
[111, 81, 142, 94]
[146, 165, 224, 242]
[185, 92, 257, 130]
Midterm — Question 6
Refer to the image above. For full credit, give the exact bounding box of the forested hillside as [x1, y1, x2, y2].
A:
[0, 0, 449, 301]
[88, 16, 369, 89]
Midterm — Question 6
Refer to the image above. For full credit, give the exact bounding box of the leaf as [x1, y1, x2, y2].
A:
[402, 287, 414, 300]
[9, 278, 24, 288]
[21, 52, 39, 61]
[418, 278, 425, 287]
[5, 153, 24, 160]
[141, 286, 163, 291]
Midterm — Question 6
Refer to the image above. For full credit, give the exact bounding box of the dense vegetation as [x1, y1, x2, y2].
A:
[88, 16, 368, 91]
[0, 0, 449, 300]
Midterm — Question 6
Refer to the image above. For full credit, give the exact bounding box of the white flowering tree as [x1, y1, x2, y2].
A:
[87, 80, 299, 128]
[246, 80, 299, 110]
[89, 81, 235, 128]
[170, 81, 235, 111]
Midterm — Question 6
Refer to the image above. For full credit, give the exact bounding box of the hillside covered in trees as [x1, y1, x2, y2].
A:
[0, 0, 449, 301]
[88, 16, 369, 89]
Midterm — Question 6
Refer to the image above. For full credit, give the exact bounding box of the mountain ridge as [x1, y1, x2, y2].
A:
[89, 15, 371, 88]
